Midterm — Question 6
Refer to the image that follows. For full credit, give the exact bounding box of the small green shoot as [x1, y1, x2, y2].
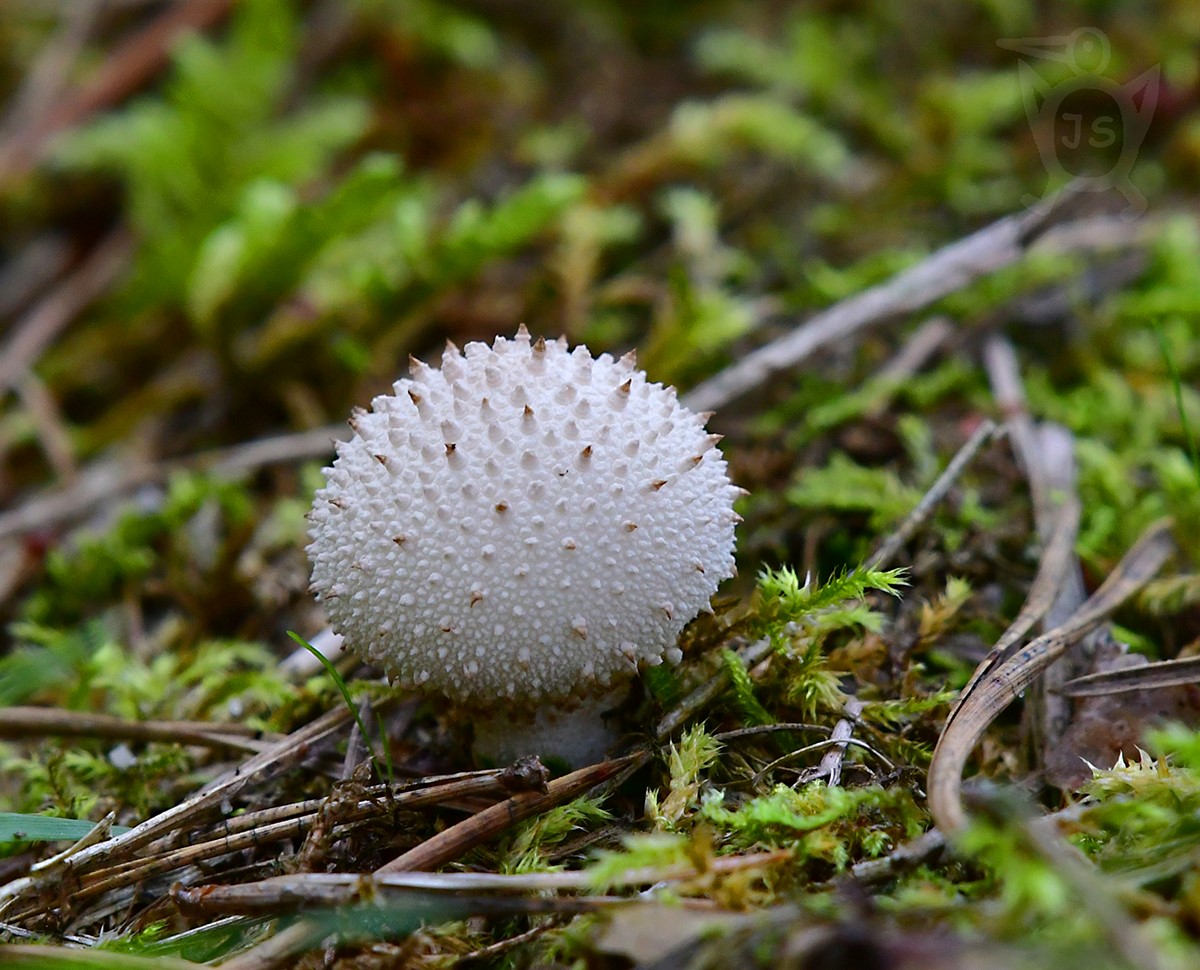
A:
[287, 631, 387, 782]
[0, 813, 131, 844]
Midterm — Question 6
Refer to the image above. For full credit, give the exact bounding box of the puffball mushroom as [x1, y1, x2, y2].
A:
[307, 326, 740, 765]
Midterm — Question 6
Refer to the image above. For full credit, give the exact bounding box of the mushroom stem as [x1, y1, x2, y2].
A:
[471, 688, 627, 767]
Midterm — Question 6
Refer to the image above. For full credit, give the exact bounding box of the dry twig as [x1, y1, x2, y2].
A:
[377, 755, 643, 874]
[983, 336, 1095, 750]
[654, 637, 774, 741]
[0, 425, 342, 540]
[175, 849, 790, 914]
[682, 186, 1095, 413]
[0, 706, 280, 755]
[867, 418, 1000, 570]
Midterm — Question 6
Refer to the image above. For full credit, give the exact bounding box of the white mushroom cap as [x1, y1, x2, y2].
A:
[307, 326, 740, 709]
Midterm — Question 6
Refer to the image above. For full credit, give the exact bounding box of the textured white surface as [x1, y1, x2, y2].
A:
[308, 327, 739, 706]
[472, 692, 622, 766]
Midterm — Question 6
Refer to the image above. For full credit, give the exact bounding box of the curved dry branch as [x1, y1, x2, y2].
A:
[928, 516, 1176, 833]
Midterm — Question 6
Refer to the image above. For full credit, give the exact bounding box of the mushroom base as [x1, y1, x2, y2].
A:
[471, 690, 626, 767]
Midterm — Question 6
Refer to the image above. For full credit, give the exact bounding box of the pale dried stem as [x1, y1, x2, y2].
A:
[867, 418, 1000, 570]
[865, 316, 955, 417]
[812, 696, 867, 787]
[0, 425, 342, 540]
[983, 335, 1090, 747]
[682, 185, 1102, 414]
[178, 849, 791, 914]
[2, 761, 542, 924]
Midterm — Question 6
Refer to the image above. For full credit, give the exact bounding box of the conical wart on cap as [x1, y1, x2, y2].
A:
[307, 326, 740, 707]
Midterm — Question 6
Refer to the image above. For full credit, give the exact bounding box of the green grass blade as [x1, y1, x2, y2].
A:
[1155, 320, 1200, 491]
[0, 813, 131, 843]
[287, 630, 383, 780]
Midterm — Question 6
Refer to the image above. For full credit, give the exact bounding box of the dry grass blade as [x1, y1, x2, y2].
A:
[939, 498, 1082, 738]
[0, 235, 71, 321]
[1058, 656, 1200, 697]
[984, 336, 1092, 752]
[928, 517, 1177, 833]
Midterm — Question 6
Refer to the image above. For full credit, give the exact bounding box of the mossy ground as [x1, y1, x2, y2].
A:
[1, 1, 1199, 967]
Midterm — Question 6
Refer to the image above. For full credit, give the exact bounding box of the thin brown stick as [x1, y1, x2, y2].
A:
[15, 373, 78, 482]
[0, 425, 342, 540]
[70, 767, 550, 907]
[754, 735, 895, 788]
[457, 918, 569, 964]
[0, 236, 71, 322]
[842, 828, 948, 885]
[654, 637, 774, 740]
[983, 336, 1056, 537]
[864, 316, 954, 418]
[186, 426, 344, 475]
[0, 2, 103, 143]
[377, 755, 644, 874]
[210, 766, 538, 838]
[0, 706, 279, 754]
[713, 723, 831, 742]
[213, 923, 311, 970]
